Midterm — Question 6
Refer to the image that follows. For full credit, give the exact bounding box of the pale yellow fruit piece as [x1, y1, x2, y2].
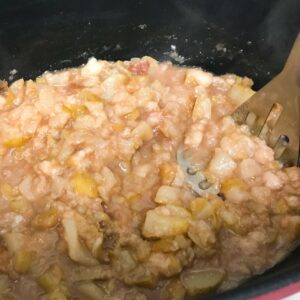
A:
[37, 265, 63, 292]
[192, 94, 211, 121]
[13, 250, 33, 274]
[77, 281, 106, 300]
[0, 183, 18, 199]
[185, 69, 213, 87]
[3, 137, 30, 148]
[181, 269, 225, 296]
[32, 208, 59, 229]
[161, 279, 186, 300]
[187, 220, 216, 250]
[111, 122, 125, 132]
[154, 185, 182, 206]
[78, 91, 103, 102]
[149, 252, 182, 277]
[131, 121, 153, 142]
[10, 198, 30, 214]
[62, 215, 98, 266]
[126, 192, 141, 204]
[62, 104, 88, 118]
[125, 109, 140, 120]
[228, 84, 255, 106]
[36, 76, 47, 84]
[143, 205, 191, 238]
[159, 162, 177, 185]
[5, 90, 15, 106]
[45, 287, 69, 300]
[71, 173, 98, 198]
[221, 178, 247, 193]
[190, 198, 209, 216]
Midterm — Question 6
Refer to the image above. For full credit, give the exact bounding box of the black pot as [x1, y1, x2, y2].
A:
[0, 1, 299, 299]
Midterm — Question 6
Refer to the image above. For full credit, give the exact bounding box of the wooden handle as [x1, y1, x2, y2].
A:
[283, 33, 300, 85]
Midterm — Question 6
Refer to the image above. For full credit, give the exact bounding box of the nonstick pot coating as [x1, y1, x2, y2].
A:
[0, 1, 299, 299]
